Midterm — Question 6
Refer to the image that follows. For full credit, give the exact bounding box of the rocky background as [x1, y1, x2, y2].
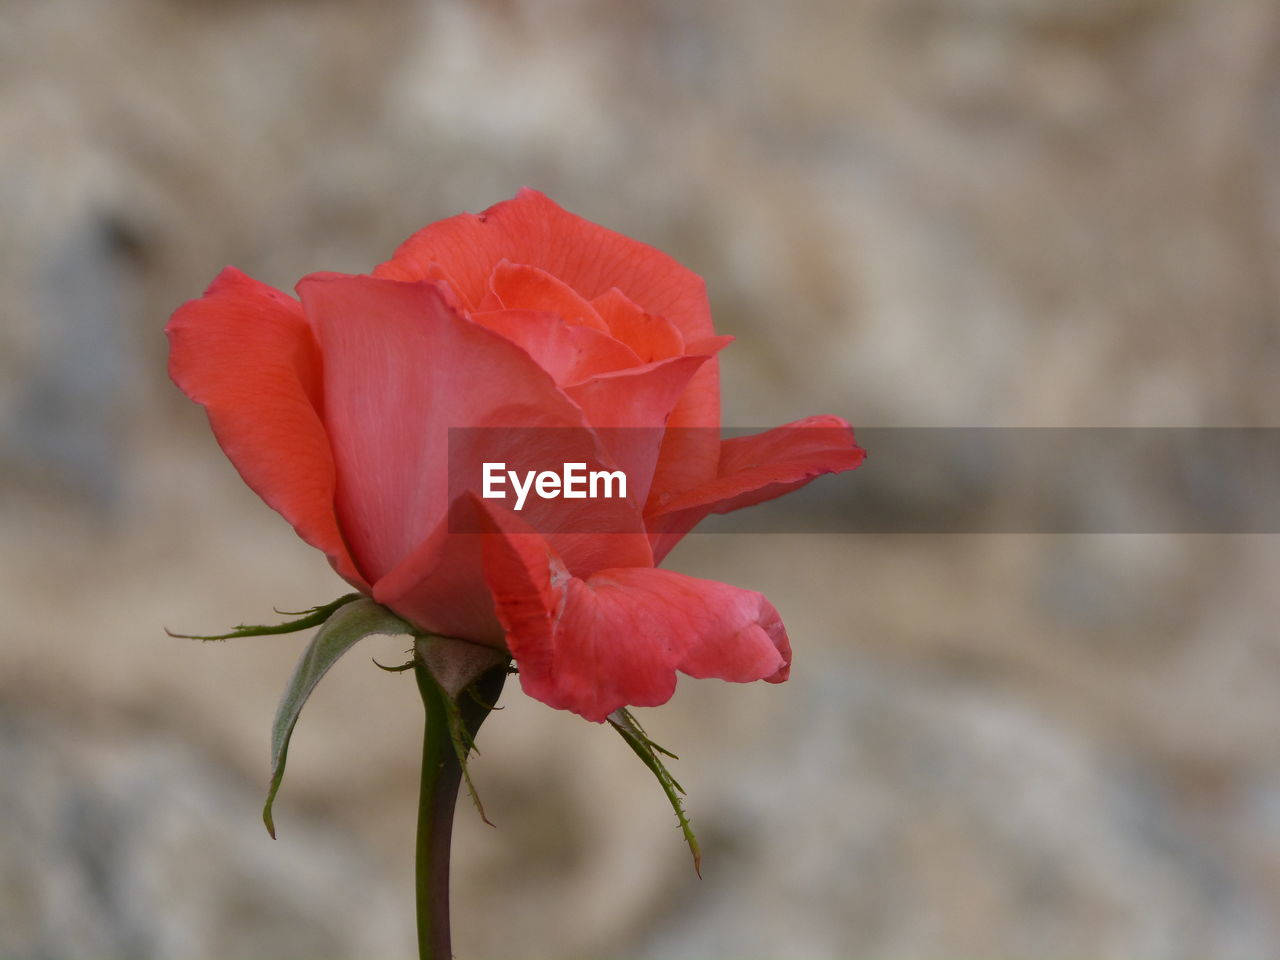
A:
[3, 0, 1280, 957]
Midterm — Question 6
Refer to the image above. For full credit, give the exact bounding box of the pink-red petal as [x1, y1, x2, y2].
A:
[479, 261, 610, 332]
[469, 308, 640, 385]
[165, 267, 363, 588]
[375, 189, 727, 503]
[478, 500, 790, 722]
[374, 188, 715, 343]
[647, 415, 866, 563]
[565, 355, 708, 507]
[644, 358, 723, 508]
[371, 501, 505, 644]
[591, 287, 685, 362]
[297, 273, 604, 588]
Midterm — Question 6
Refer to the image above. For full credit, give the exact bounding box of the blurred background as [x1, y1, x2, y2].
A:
[2, 0, 1279, 957]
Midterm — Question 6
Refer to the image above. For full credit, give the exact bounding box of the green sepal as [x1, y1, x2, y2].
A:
[166, 593, 362, 641]
[264, 598, 413, 837]
[423, 667, 492, 825]
[608, 707, 702, 875]
[413, 635, 509, 826]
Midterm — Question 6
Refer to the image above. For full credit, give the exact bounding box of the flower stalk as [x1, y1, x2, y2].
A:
[412, 654, 507, 960]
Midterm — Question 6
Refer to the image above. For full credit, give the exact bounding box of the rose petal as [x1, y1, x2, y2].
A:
[165, 267, 364, 588]
[647, 415, 866, 563]
[297, 273, 600, 587]
[479, 261, 610, 332]
[477, 499, 790, 722]
[370, 501, 503, 643]
[374, 188, 714, 342]
[591, 287, 684, 362]
[470, 308, 640, 385]
[645, 357, 724, 507]
[565, 355, 707, 507]
[374, 189, 726, 498]
[380, 481, 655, 641]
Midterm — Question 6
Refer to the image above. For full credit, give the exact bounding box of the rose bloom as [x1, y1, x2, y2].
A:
[167, 189, 863, 721]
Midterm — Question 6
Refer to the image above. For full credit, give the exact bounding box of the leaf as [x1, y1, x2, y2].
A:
[608, 708, 701, 875]
[264, 598, 413, 837]
[166, 593, 362, 641]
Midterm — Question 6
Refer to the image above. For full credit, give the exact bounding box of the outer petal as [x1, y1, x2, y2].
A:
[297, 273, 615, 588]
[369, 501, 502, 644]
[379, 496, 654, 640]
[647, 415, 866, 563]
[165, 267, 363, 588]
[565, 355, 707, 508]
[478, 500, 789, 722]
[374, 188, 714, 343]
[644, 355, 723, 505]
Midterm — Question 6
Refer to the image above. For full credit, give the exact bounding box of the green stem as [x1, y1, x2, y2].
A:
[412, 660, 506, 960]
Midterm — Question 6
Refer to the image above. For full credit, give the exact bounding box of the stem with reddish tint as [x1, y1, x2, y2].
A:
[412, 659, 506, 960]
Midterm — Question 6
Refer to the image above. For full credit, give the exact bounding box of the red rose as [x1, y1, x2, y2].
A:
[167, 189, 863, 721]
